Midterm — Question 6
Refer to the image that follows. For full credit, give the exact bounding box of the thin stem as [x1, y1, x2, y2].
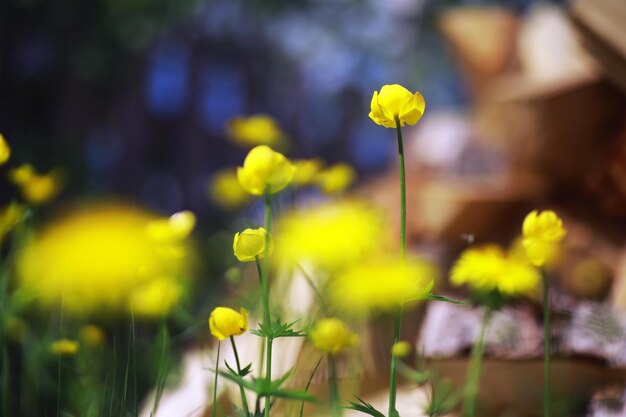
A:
[388, 306, 403, 417]
[263, 190, 273, 417]
[230, 336, 250, 417]
[461, 307, 493, 417]
[328, 355, 341, 417]
[298, 356, 324, 417]
[57, 297, 64, 417]
[212, 342, 221, 417]
[543, 269, 552, 417]
[131, 311, 137, 417]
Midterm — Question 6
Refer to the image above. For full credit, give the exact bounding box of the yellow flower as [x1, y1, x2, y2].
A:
[315, 163, 356, 194]
[227, 115, 286, 148]
[50, 339, 80, 356]
[147, 210, 196, 243]
[369, 84, 426, 128]
[9, 164, 63, 205]
[16, 203, 191, 315]
[309, 318, 357, 355]
[292, 159, 324, 187]
[208, 169, 251, 210]
[274, 200, 388, 270]
[522, 210, 566, 267]
[391, 341, 412, 358]
[0, 134, 10, 165]
[450, 245, 540, 296]
[129, 276, 184, 318]
[330, 256, 435, 314]
[79, 325, 106, 347]
[0, 202, 26, 242]
[237, 146, 296, 195]
[209, 307, 248, 340]
[233, 227, 272, 262]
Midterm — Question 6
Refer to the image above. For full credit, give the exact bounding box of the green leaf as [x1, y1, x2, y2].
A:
[424, 294, 465, 304]
[251, 319, 306, 339]
[398, 362, 430, 385]
[346, 396, 386, 417]
[217, 370, 317, 403]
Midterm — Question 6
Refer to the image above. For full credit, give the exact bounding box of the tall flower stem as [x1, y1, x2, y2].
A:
[328, 355, 341, 417]
[461, 307, 493, 417]
[388, 116, 406, 417]
[262, 190, 273, 417]
[212, 342, 221, 417]
[542, 268, 551, 417]
[230, 336, 250, 417]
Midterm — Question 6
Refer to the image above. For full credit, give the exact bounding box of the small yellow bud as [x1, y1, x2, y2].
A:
[309, 318, 357, 355]
[292, 159, 323, 187]
[9, 164, 62, 205]
[50, 339, 80, 356]
[315, 163, 356, 194]
[237, 146, 296, 195]
[9, 164, 35, 185]
[79, 325, 106, 347]
[227, 115, 286, 148]
[233, 227, 272, 262]
[0, 134, 11, 165]
[209, 307, 248, 340]
[391, 341, 412, 358]
[369, 84, 426, 128]
[522, 210, 566, 267]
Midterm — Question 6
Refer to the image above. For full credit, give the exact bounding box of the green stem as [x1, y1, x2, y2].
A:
[212, 342, 221, 417]
[230, 336, 250, 417]
[298, 356, 324, 417]
[388, 116, 406, 417]
[543, 269, 551, 417]
[263, 190, 273, 417]
[328, 355, 341, 417]
[296, 263, 327, 312]
[461, 307, 493, 417]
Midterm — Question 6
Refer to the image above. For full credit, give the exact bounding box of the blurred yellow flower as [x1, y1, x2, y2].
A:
[0, 134, 10, 165]
[129, 276, 183, 317]
[309, 318, 357, 355]
[227, 115, 286, 148]
[522, 210, 566, 267]
[391, 341, 412, 358]
[233, 227, 272, 262]
[79, 325, 106, 347]
[208, 169, 251, 210]
[369, 84, 426, 128]
[315, 163, 356, 194]
[330, 256, 435, 314]
[9, 164, 63, 205]
[147, 210, 196, 243]
[237, 145, 296, 195]
[451, 245, 540, 296]
[209, 307, 248, 340]
[16, 203, 191, 315]
[4, 317, 28, 342]
[292, 159, 323, 187]
[50, 339, 80, 356]
[0, 202, 26, 242]
[274, 200, 388, 270]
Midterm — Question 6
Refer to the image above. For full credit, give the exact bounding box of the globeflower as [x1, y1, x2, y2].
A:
[8, 164, 63, 205]
[309, 318, 357, 355]
[315, 163, 356, 194]
[147, 210, 196, 243]
[291, 159, 323, 187]
[522, 210, 566, 267]
[237, 145, 296, 195]
[208, 169, 250, 210]
[208, 307, 249, 340]
[0, 134, 10, 165]
[50, 339, 80, 356]
[391, 341, 412, 358]
[0, 202, 26, 242]
[129, 276, 184, 317]
[233, 227, 272, 262]
[369, 84, 426, 128]
[227, 115, 286, 148]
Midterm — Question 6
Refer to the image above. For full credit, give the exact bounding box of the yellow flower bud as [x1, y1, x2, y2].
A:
[292, 159, 323, 187]
[79, 325, 106, 347]
[315, 163, 356, 194]
[208, 169, 251, 210]
[233, 227, 272, 262]
[309, 318, 357, 355]
[522, 210, 566, 267]
[209, 307, 248, 340]
[237, 146, 296, 195]
[50, 339, 80, 356]
[391, 341, 412, 358]
[369, 84, 426, 128]
[9, 164, 63, 205]
[8, 164, 35, 184]
[0, 134, 11, 165]
[227, 115, 286, 148]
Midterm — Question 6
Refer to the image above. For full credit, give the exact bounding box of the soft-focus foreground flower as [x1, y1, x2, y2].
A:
[209, 307, 248, 340]
[147, 210, 196, 243]
[274, 200, 388, 270]
[227, 115, 285, 148]
[292, 159, 323, 187]
[315, 163, 356, 194]
[8, 163, 63, 204]
[451, 245, 540, 296]
[129, 276, 184, 317]
[16, 203, 191, 316]
[237, 145, 296, 195]
[309, 318, 357, 355]
[0, 134, 10, 165]
[522, 210, 566, 267]
[208, 169, 251, 210]
[391, 341, 412, 358]
[369, 84, 426, 128]
[50, 339, 80, 356]
[233, 227, 272, 262]
[330, 256, 435, 314]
